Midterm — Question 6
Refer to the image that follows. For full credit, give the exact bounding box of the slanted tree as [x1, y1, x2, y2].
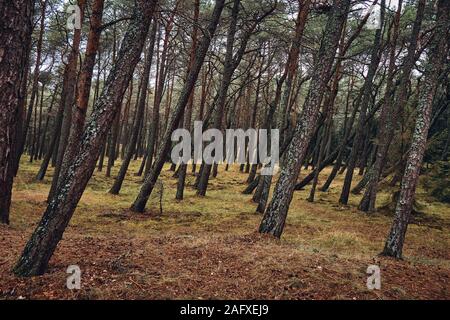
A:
[382, 0, 449, 258]
[37, 81, 59, 161]
[48, 0, 86, 201]
[0, 0, 34, 224]
[278, 0, 311, 146]
[110, 21, 157, 195]
[196, 0, 242, 197]
[16, 0, 46, 169]
[176, 0, 200, 200]
[131, 0, 226, 213]
[359, 0, 425, 212]
[144, 4, 179, 176]
[35, 68, 69, 180]
[253, 0, 310, 212]
[259, 0, 351, 238]
[196, 0, 276, 196]
[13, 0, 159, 276]
[105, 9, 120, 178]
[62, 0, 105, 181]
[338, 0, 385, 205]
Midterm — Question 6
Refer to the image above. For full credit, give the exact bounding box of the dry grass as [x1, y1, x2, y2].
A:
[0, 158, 449, 299]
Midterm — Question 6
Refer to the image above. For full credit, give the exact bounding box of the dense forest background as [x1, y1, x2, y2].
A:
[0, 0, 449, 299]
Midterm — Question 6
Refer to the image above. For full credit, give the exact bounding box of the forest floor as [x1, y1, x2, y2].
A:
[0, 159, 449, 300]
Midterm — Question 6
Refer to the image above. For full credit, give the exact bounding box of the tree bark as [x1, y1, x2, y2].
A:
[131, 0, 226, 212]
[278, 0, 310, 145]
[338, 0, 385, 204]
[16, 0, 46, 168]
[144, 6, 178, 176]
[48, 0, 86, 201]
[110, 21, 157, 195]
[196, 0, 272, 196]
[259, 0, 350, 238]
[62, 0, 105, 183]
[196, 0, 242, 196]
[0, 0, 34, 224]
[36, 69, 69, 180]
[382, 0, 448, 258]
[359, 0, 425, 212]
[176, 0, 200, 200]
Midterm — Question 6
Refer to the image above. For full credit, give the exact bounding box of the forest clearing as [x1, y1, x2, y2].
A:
[0, 160, 448, 299]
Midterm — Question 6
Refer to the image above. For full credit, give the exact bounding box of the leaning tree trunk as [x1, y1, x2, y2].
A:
[13, 0, 158, 277]
[32, 83, 46, 161]
[359, 0, 424, 212]
[0, 0, 34, 224]
[278, 0, 310, 147]
[196, 0, 274, 196]
[61, 0, 105, 183]
[253, 1, 310, 208]
[254, 81, 283, 207]
[131, 0, 226, 213]
[35, 69, 69, 180]
[105, 14, 119, 178]
[338, 0, 385, 205]
[246, 49, 265, 185]
[259, 0, 350, 238]
[196, 0, 241, 197]
[382, 0, 449, 258]
[48, 0, 86, 201]
[176, 0, 200, 200]
[110, 21, 157, 195]
[144, 11, 175, 176]
[319, 74, 356, 191]
[38, 81, 59, 161]
[308, 28, 345, 202]
[16, 0, 45, 169]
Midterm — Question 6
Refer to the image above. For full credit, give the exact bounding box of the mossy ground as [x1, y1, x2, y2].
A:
[0, 158, 449, 299]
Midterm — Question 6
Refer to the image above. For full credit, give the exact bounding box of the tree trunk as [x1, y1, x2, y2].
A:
[176, 0, 200, 200]
[38, 81, 59, 161]
[144, 7, 177, 176]
[105, 16, 119, 177]
[382, 0, 448, 258]
[359, 0, 425, 212]
[16, 0, 46, 169]
[13, 0, 158, 276]
[48, 0, 86, 201]
[110, 21, 157, 195]
[62, 0, 105, 182]
[278, 0, 310, 145]
[338, 0, 385, 205]
[0, 0, 34, 224]
[131, 0, 225, 212]
[308, 25, 345, 202]
[197, 0, 263, 196]
[33, 83, 45, 161]
[259, 0, 350, 238]
[36, 70, 69, 180]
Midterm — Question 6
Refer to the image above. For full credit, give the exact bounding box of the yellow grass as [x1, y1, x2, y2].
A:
[10, 158, 450, 265]
[1, 157, 448, 299]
